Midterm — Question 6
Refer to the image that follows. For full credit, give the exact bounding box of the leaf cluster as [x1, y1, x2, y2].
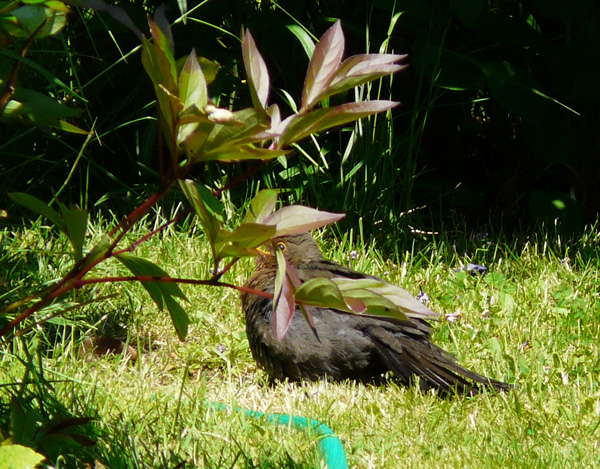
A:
[3, 11, 407, 348]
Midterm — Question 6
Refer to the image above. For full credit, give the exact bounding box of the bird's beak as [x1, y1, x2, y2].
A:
[256, 246, 270, 257]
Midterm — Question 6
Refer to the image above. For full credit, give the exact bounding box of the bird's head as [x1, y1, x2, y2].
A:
[257, 232, 324, 267]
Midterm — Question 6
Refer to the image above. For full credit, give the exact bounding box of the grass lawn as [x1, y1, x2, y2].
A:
[2, 219, 600, 468]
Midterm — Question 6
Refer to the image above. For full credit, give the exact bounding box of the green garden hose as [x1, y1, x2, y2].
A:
[210, 403, 349, 469]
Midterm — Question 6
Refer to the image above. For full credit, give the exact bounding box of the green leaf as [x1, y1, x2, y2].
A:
[58, 203, 87, 262]
[286, 24, 316, 59]
[157, 84, 183, 131]
[141, 37, 177, 94]
[278, 100, 398, 148]
[176, 0, 187, 20]
[10, 396, 36, 445]
[294, 277, 350, 311]
[301, 20, 345, 112]
[242, 29, 270, 111]
[179, 180, 223, 243]
[179, 49, 208, 112]
[332, 277, 437, 319]
[54, 120, 88, 134]
[116, 254, 187, 311]
[180, 118, 214, 155]
[148, 12, 176, 75]
[8, 4, 68, 38]
[198, 145, 290, 163]
[294, 275, 438, 321]
[2, 87, 86, 133]
[177, 50, 208, 146]
[482, 61, 566, 121]
[11, 88, 79, 118]
[0, 444, 45, 469]
[82, 235, 111, 269]
[412, 45, 485, 91]
[203, 108, 270, 153]
[163, 293, 189, 340]
[216, 223, 276, 259]
[8, 192, 64, 230]
[116, 253, 189, 340]
[217, 223, 277, 248]
[451, 0, 484, 27]
[197, 56, 220, 84]
[243, 189, 278, 224]
[263, 205, 345, 236]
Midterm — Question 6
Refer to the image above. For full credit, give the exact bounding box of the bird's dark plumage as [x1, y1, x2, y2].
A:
[241, 232, 511, 395]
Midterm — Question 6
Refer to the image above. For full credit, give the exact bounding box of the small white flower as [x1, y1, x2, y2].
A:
[445, 311, 462, 322]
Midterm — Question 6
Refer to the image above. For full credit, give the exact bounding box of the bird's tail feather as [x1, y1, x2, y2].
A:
[370, 327, 511, 395]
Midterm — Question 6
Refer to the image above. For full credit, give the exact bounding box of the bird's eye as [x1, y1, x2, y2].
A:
[277, 242, 286, 251]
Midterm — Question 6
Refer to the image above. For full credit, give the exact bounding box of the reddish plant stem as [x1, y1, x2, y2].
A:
[108, 180, 176, 243]
[75, 275, 272, 298]
[0, 279, 77, 339]
[214, 161, 265, 197]
[213, 258, 240, 281]
[0, 22, 45, 114]
[1, 177, 181, 339]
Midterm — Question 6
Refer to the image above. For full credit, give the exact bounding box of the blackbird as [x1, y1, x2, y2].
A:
[241, 233, 511, 395]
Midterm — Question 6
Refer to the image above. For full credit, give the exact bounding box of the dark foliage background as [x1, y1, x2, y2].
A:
[2, 0, 599, 240]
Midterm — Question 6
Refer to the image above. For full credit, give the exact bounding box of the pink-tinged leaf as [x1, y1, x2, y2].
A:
[267, 104, 281, 129]
[301, 20, 345, 112]
[263, 205, 345, 236]
[284, 255, 318, 335]
[322, 53, 408, 100]
[243, 189, 278, 224]
[345, 296, 367, 313]
[332, 277, 437, 320]
[151, 5, 174, 52]
[248, 104, 282, 141]
[295, 275, 436, 321]
[179, 49, 208, 112]
[278, 100, 399, 147]
[273, 247, 296, 340]
[242, 29, 270, 111]
[77, 0, 143, 40]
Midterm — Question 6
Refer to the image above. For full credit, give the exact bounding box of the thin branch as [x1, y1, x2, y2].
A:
[13, 294, 117, 338]
[112, 208, 191, 256]
[213, 257, 240, 281]
[0, 21, 46, 114]
[108, 179, 176, 243]
[75, 275, 273, 299]
[213, 161, 266, 197]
